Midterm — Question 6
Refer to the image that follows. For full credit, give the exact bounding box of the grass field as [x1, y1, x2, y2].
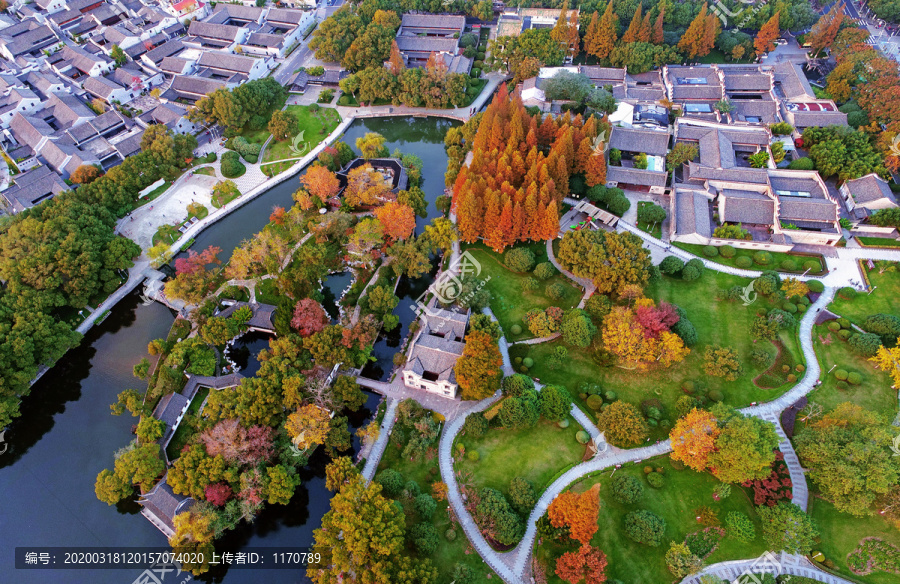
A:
[809, 497, 900, 584]
[808, 323, 896, 416]
[238, 93, 288, 145]
[262, 105, 341, 165]
[510, 271, 804, 434]
[464, 242, 583, 342]
[830, 267, 900, 326]
[535, 455, 768, 583]
[674, 242, 826, 275]
[454, 417, 585, 497]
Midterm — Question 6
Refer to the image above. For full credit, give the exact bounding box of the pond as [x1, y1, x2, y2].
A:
[0, 116, 456, 583]
[224, 331, 274, 377]
[321, 271, 353, 322]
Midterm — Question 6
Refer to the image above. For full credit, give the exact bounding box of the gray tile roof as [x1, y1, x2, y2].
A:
[217, 302, 277, 332]
[607, 165, 669, 187]
[779, 198, 837, 222]
[395, 35, 458, 54]
[685, 162, 769, 184]
[169, 75, 226, 98]
[197, 50, 257, 74]
[139, 475, 196, 532]
[723, 73, 771, 91]
[188, 21, 241, 41]
[788, 110, 848, 128]
[247, 32, 284, 48]
[844, 173, 896, 207]
[407, 334, 466, 383]
[721, 189, 775, 225]
[144, 40, 184, 64]
[610, 127, 670, 156]
[153, 392, 189, 427]
[400, 13, 465, 32]
[0, 165, 70, 213]
[83, 75, 121, 99]
[160, 56, 191, 74]
[266, 8, 307, 25]
[773, 61, 814, 99]
[580, 66, 626, 83]
[675, 190, 712, 237]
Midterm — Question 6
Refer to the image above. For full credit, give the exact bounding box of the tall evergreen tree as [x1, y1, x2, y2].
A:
[621, 6, 643, 44]
[638, 11, 652, 43]
[754, 11, 781, 57]
[652, 7, 665, 44]
[678, 3, 709, 59]
[588, 2, 618, 62]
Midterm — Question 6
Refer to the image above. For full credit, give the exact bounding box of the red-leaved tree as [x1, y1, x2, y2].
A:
[291, 298, 330, 337]
[555, 543, 609, 584]
[205, 482, 233, 506]
[742, 450, 793, 506]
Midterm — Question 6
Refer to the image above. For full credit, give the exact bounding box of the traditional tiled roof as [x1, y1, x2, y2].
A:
[787, 110, 848, 128]
[139, 475, 196, 533]
[197, 50, 257, 74]
[188, 20, 241, 41]
[246, 32, 284, 48]
[844, 173, 897, 207]
[266, 7, 307, 26]
[675, 190, 712, 237]
[83, 75, 121, 99]
[144, 40, 184, 64]
[723, 72, 771, 91]
[580, 66, 626, 84]
[779, 198, 837, 222]
[0, 165, 70, 213]
[610, 126, 670, 156]
[607, 165, 668, 187]
[400, 13, 465, 33]
[773, 61, 814, 100]
[720, 188, 775, 225]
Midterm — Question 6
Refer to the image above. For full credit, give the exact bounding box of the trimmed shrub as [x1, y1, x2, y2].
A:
[586, 395, 604, 410]
[575, 430, 590, 444]
[703, 245, 719, 257]
[682, 259, 704, 282]
[848, 332, 882, 357]
[788, 157, 814, 170]
[545, 282, 566, 300]
[445, 529, 457, 541]
[838, 287, 856, 300]
[462, 412, 488, 437]
[624, 510, 667, 546]
[611, 474, 645, 504]
[220, 151, 245, 178]
[754, 251, 772, 265]
[647, 472, 665, 489]
[605, 390, 617, 401]
[836, 380, 849, 391]
[786, 374, 797, 383]
[707, 390, 724, 402]
[836, 317, 850, 329]
[558, 418, 570, 429]
[375, 469, 404, 498]
[780, 259, 797, 271]
[834, 369, 849, 381]
[510, 324, 523, 336]
[505, 248, 536, 272]
[735, 256, 753, 269]
[522, 357, 534, 368]
[533, 262, 555, 280]
[719, 245, 736, 258]
[502, 374, 535, 397]
[847, 372, 862, 385]
[795, 364, 805, 372]
[827, 321, 841, 332]
[803, 260, 821, 273]
[837, 329, 851, 340]
[807, 279, 824, 293]
[660, 255, 684, 274]
[783, 302, 797, 313]
[682, 381, 695, 393]
[467, 450, 480, 462]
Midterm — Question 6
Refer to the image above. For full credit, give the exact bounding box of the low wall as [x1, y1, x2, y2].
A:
[708, 237, 794, 252]
[852, 225, 898, 237]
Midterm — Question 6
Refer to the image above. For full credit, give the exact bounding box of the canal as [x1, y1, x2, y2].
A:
[0, 116, 455, 583]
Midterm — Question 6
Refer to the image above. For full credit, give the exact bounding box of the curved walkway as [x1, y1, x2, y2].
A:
[361, 397, 397, 482]
[681, 551, 856, 584]
[438, 244, 841, 582]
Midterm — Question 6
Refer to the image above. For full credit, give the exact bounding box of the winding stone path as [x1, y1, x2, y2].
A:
[681, 551, 856, 584]
[361, 398, 397, 482]
[436, 229, 848, 583]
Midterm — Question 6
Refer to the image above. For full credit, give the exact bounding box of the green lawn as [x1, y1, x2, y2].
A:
[464, 242, 583, 342]
[857, 236, 900, 248]
[238, 93, 288, 145]
[455, 417, 585, 497]
[809, 497, 900, 584]
[808, 323, 896, 416]
[376, 417, 498, 583]
[193, 167, 215, 177]
[134, 181, 171, 208]
[830, 267, 900, 326]
[262, 105, 341, 164]
[674, 242, 826, 275]
[535, 455, 768, 584]
[261, 160, 297, 177]
[509, 272, 804, 437]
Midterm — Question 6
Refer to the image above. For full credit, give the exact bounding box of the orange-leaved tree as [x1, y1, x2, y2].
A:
[374, 201, 416, 242]
[754, 11, 781, 57]
[301, 165, 340, 202]
[455, 330, 504, 400]
[548, 484, 601, 545]
[670, 408, 720, 471]
[555, 543, 608, 584]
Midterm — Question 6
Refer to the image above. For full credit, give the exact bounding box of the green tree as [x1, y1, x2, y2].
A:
[136, 416, 165, 443]
[264, 464, 300, 505]
[539, 384, 572, 422]
[110, 44, 127, 66]
[665, 541, 703, 578]
[561, 309, 597, 347]
[795, 403, 900, 516]
[598, 401, 649, 447]
[168, 444, 227, 500]
[758, 502, 819, 554]
[624, 509, 666, 546]
[423, 217, 458, 254]
[707, 404, 780, 484]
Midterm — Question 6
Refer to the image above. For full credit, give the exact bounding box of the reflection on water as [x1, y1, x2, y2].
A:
[321, 271, 353, 321]
[225, 331, 273, 378]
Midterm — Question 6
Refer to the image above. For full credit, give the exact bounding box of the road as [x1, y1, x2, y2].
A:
[271, 0, 347, 86]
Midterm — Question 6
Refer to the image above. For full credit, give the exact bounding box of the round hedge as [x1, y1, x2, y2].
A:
[703, 245, 719, 257]
[827, 321, 841, 332]
[586, 395, 604, 410]
[514, 356, 522, 364]
[839, 287, 857, 300]
[682, 381, 695, 392]
[545, 282, 567, 300]
[808, 280, 825, 293]
[520, 366, 529, 373]
[797, 304, 806, 313]
[719, 245, 736, 258]
[708, 390, 724, 402]
[510, 324, 522, 335]
[735, 256, 753, 269]
[834, 369, 849, 381]
[847, 372, 862, 385]
[783, 302, 797, 313]
[804, 260, 821, 273]
[838, 317, 851, 329]
[576, 430, 590, 444]
[754, 251, 772, 265]
[787, 374, 797, 383]
[795, 364, 805, 373]
[558, 418, 570, 429]
[782, 364, 791, 373]
[837, 329, 851, 340]
[836, 380, 849, 390]
[220, 151, 246, 178]
[647, 472, 665, 488]
[505, 247, 536, 272]
[533, 262, 555, 280]
[604, 390, 617, 401]
[780, 259, 797, 271]
[467, 450, 480, 462]
[445, 529, 457, 541]
[523, 357, 534, 368]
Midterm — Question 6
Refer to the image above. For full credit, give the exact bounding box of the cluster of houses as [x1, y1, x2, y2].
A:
[523, 61, 897, 248]
[0, 0, 316, 214]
